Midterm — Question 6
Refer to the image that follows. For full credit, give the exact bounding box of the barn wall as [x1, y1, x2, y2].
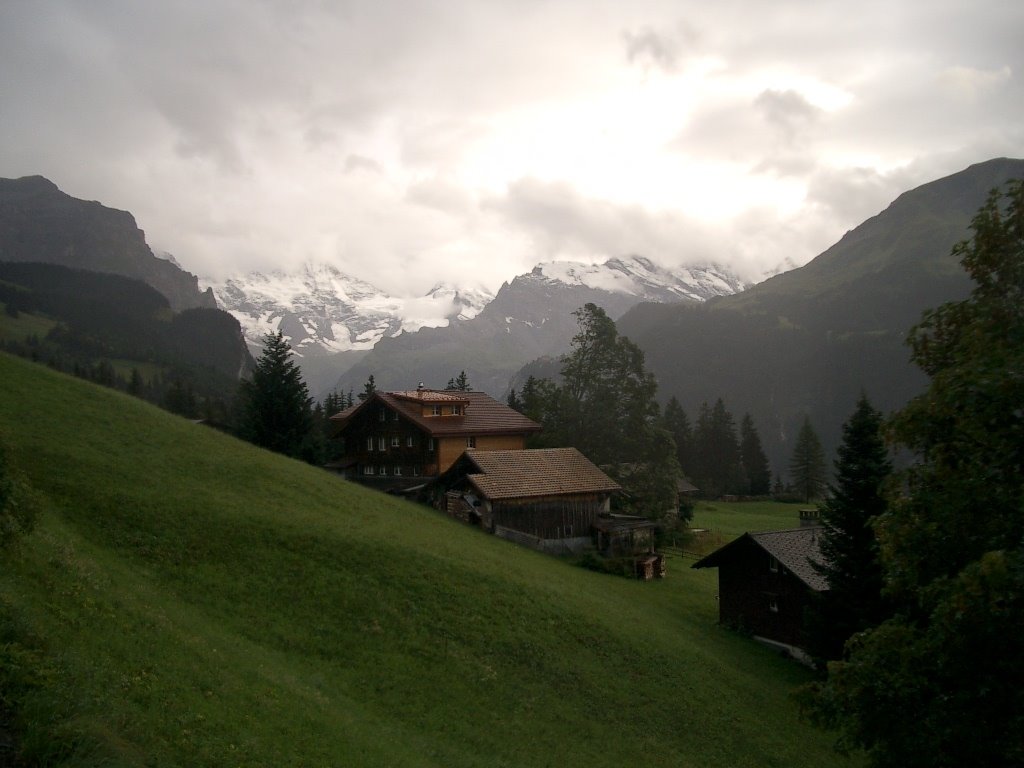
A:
[715, 539, 815, 648]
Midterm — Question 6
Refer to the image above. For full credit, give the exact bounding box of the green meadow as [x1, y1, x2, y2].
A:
[0, 352, 849, 767]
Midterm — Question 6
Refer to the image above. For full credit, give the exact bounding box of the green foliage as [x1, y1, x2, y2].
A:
[0, 351, 845, 767]
[802, 180, 1024, 768]
[0, 439, 37, 550]
[803, 395, 892, 664]
[524, 305, 682, 518]
[237, 332, 317, 462]
[788, 417, 826, 502]
[359, 373, 377, 401]
[739, 414, 771, 495]
[662, 396, 693, 478]
[445, 370, 471, 391]
[691, 399, 744, 498]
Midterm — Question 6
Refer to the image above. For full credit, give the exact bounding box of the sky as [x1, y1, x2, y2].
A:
[1, 0, 1022, 296]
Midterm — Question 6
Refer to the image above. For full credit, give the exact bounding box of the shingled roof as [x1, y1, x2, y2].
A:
[692, 527, 830, 591]
[461, 447, 621, 500]
[330, 390, 541, 437]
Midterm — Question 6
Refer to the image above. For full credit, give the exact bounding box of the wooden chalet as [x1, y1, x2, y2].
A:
[692, 527, 828, 659]
[433, 447, 621, 553]
[328, 387, 541, 490]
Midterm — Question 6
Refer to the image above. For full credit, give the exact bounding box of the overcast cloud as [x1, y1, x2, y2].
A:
[1, 0, 1021, 295]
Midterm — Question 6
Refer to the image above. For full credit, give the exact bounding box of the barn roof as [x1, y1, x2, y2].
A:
[330, 390, 541, 437]
[692, 527, 830, 591]
[461, 447, 621, 501]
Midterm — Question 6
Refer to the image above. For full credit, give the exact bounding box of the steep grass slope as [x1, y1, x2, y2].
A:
[0, 352, 844, 767]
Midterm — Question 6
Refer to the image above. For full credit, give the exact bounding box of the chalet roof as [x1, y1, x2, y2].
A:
[462, 447, 621, 501]
[330, 390, 541, 437]
[692, 527, 830, 591]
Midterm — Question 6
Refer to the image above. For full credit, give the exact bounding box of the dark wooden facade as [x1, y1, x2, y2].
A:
[692, 529, 828, 652]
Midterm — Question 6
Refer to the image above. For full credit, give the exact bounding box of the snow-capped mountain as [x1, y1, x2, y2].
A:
[529, 256, 746, 302]
[332, 255, 748, 396]
[203, 263, 493, 356]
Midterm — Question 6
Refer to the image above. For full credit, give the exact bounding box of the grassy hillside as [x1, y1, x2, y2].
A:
[0, 352, 848, 767]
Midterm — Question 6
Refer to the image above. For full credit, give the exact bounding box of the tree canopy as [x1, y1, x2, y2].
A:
[801, 180, 1024, 768]
[789, 417, 826, 503]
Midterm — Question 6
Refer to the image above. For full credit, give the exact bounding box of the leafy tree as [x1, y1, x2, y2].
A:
[801, 181, 1024, 767]
[803, 395, 892, 663]
[789, 417, 826, 502]
[739, 413, 771, 495]
[237, 332, 316, 461]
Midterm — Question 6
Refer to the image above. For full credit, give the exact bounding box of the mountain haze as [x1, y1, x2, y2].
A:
[616, 157, 1024, 474]
[0, 175, 215, 311]
[332, 256, 745, 396]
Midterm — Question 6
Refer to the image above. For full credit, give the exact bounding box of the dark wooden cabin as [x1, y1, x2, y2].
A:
[692, 527, 828, 657]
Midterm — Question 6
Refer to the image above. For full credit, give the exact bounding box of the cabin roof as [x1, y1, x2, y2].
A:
[692, 527, 830, 591]
[330, 389, 541, 437]
[461, 447, 621, 500]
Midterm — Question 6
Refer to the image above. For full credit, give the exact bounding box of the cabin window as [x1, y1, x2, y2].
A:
[768, 595, 779, 613]
[406, 436, 414, 447]
[466, 436, 476, 448]
[452, 405, 463, 415]
[769, 556, 779, 573]
[432, 405, 442, 416]
[428, 438, 435, 451]
[393, 411, 399, 421]
[394, 465, 402, 476]
[391, 436, 400, 448]
[378, 437, 386, 451]
[379, 409, 386, 422]
[366, 437, 374, 451]
[363, 465, 374, 475]
[413, 466, 420, 476]
[380, 465, 388, 476]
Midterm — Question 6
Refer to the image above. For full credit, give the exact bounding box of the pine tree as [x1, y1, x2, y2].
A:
[800, 181, 1024, 768]
[789, 417, 826, 502]
[739, 413, 771, 495]
[238, 331, 315, 460]
[446, 370, 471, 391]
[804, 395, 891, 663]
[359, 375, 376, 401]
[663, 396, 693, 477]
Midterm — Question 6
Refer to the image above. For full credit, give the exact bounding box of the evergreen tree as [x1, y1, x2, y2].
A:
[739, 413, 771, 495]
[789, 417, 826, 502]
[663, 396, 693, 477]
[127, 367, 144, 397]
[803, 395, 891, 663]
[446, 370, 471, 391]
[506, 387, 522, 412]
[358, 374, 376, 401]
[691, 399, 742, 497]
[800, 181, 1024, 768]
[238, 331, 316, 460]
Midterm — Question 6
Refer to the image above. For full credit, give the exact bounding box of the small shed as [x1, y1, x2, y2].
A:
[692, 527, 828, 658]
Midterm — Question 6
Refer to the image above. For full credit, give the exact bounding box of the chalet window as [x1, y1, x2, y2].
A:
[363, 465, 374, 475]
[391, 436, 400, 448]
[428, 438, 435, 451]
[393, 411, 399, 421]
[366, 437, 374, 451]
[466, 436, 476, 448]
[406, 436, 414, 448]
[431, 405, 442, 416]
[412, 466, 420, 476]
[394, 465, 402, 476]
[769, 556, 779, 573]
[768, 595, 779, 613]
[452, 405, 463, 415]
[379, 409, 386, 422]
[378, 437, 386, 451]
[379, 465, 387, 476]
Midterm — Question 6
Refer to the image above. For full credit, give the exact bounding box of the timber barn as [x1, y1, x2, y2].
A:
[434, 447, 621, 553]
[692, 527, 828, 658]
[328, 387, 541, 490]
